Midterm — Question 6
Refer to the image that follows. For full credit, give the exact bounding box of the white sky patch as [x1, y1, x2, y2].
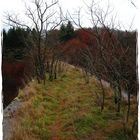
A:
[0, 0, 138, 30]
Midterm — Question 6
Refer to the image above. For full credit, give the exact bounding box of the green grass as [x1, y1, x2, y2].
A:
[107, 128, 135, 140]
[11, 64, 138, 140]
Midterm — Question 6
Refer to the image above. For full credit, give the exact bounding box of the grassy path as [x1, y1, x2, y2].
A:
[10, 65, 137, 140]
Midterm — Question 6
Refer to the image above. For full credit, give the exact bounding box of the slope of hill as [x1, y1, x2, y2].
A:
[7, 64, 137, 140]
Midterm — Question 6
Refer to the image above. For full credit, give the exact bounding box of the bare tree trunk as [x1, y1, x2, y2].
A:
[117, 83, 122, 112]
[82, 68, 89, 84]
[49, 57, 55, 81]
[99, 79, 105, 111]
[46, 61, 50, 72]
[126, 90, 131, 122]
[54, 60, 58, 79]
[6, 0, 62, 83]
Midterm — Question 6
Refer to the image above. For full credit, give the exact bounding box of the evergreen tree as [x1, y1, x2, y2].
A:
[2, 27, 29, 60]
[2, 29, 7, 48]
[59, 23, 67, 42]
[59, 21, 74, 42]
[66, 21, 74, 40]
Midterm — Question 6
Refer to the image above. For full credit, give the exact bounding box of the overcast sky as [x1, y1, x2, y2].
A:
[0, 0, 139, 30]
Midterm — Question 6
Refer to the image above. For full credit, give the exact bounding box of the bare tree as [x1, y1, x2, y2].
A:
[68, 0, 137, 115]
[5, 0, 63, 83]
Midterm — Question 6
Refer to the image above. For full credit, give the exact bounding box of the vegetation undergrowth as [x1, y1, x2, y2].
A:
[10, 65, 137, 140]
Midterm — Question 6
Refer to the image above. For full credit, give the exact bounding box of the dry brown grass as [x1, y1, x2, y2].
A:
[9, 64, 138, 140]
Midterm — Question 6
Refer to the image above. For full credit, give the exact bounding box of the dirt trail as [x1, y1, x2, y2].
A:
[50, 98, 65, 140]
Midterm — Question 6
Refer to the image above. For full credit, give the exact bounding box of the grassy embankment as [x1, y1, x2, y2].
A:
[10, 64, 137, 140]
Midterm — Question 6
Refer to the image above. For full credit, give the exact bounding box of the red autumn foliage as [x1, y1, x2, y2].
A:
[2, 62, 25, 77]
[2, 61, 32, 107]
[60, 28, 137, 95]
[75, 28, 94, 46]
[61, 38, 88, 65]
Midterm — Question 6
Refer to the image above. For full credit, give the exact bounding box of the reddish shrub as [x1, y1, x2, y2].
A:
[2, 61, 30, 107]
